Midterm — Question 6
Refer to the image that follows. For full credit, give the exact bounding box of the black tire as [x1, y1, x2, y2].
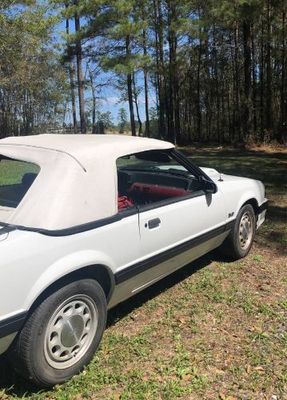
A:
[219, 204, 256, 260]
[9, 279, 107, 388]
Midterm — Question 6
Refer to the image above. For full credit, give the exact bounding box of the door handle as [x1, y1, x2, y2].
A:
[147, 218, 161, 229]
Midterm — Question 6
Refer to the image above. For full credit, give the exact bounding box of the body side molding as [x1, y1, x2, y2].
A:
[0, 312, 27, 339]
[115, 221, 234, 284]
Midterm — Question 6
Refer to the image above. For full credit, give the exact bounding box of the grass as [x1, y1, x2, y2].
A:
[0, 160, 39, 186]
[0, 146, 286, 400]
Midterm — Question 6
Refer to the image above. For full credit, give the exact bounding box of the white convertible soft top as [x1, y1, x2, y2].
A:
[0, 134, 173, 230]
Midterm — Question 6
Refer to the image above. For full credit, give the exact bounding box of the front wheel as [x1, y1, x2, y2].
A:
[220, 204, 256, 260]
[10, 279, 107, 388]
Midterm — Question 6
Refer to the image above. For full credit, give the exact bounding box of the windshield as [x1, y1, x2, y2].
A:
[0, 157, 40, 209]
[117, 151, 194, 178]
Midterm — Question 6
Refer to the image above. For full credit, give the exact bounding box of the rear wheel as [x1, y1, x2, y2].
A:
[220, 204, 256, 260]
[10, 279, 107, 388]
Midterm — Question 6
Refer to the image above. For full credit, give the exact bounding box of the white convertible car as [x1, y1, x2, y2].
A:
[0, 134, 267, 387]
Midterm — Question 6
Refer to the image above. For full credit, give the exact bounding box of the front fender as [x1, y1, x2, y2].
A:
[234, 191, 260, 216]
[219, 177, 265, 221]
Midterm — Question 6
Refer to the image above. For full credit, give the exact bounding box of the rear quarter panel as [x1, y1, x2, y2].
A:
[0, 213, 140, 320]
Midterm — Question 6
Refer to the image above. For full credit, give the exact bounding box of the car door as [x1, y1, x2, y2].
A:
[138, 189, 226, 278]
[117, 149, 227, 293]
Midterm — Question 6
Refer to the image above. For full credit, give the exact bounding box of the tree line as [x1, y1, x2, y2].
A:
[0, 0, 286, 144]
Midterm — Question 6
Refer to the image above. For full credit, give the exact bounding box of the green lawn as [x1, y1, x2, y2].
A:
[0, 160, 39, 186]
[0, 146, 286, 400]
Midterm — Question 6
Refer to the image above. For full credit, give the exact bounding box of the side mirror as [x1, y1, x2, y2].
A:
[201, 178, 217, 194]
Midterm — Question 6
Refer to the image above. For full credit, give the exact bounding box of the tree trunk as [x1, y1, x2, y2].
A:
[251, 25, 257, 135]
[74, 1, 86, 134]
[243, 19, 252, 139]
[196, 30, 202, 141]
[133, 74, 142, 136]
[266, 0, 273, 135]
[167, 0, 178, 144]
[126, 35, 136, 136]
[143, 28, 150, 137]
[153, 0, 166, 138]
[234, 22, 242, 141]
[65, 11, 77, 132]
[89, 70, 97, 134]
[260, 21, 265, 138]
[280, 10, 286, 142]
[70, 62, 77, 133]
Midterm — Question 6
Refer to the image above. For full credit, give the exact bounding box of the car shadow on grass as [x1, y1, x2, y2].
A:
[0, 250, 224, 397]
[106, 251, 221, 328]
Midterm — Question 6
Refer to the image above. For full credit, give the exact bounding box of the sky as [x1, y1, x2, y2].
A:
[100, 81, 156, 122]
[55, 15, 155, 125]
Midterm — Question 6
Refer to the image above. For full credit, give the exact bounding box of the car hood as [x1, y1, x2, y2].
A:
[200, 167, 265, 198]
[200, 167, 221, 180]
[200, 167, 254, 184]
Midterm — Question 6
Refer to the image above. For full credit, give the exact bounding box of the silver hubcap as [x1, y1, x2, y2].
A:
[44, 295, 98, 369]
[239, 212, 253, 250]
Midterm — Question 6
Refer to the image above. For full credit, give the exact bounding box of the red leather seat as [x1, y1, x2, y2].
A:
[118, 195, 134, 210]
[129, 182, 189, 199]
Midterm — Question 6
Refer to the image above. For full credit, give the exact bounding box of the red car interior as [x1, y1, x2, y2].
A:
[118, 195, 134, 210]
[129, 182, 190, 198]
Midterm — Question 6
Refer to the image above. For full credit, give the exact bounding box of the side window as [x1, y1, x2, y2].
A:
[116, 150, 201, 211]
[0, 157, 40, 208]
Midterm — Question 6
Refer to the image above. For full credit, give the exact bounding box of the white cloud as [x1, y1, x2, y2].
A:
[102, 96, 120, 105]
